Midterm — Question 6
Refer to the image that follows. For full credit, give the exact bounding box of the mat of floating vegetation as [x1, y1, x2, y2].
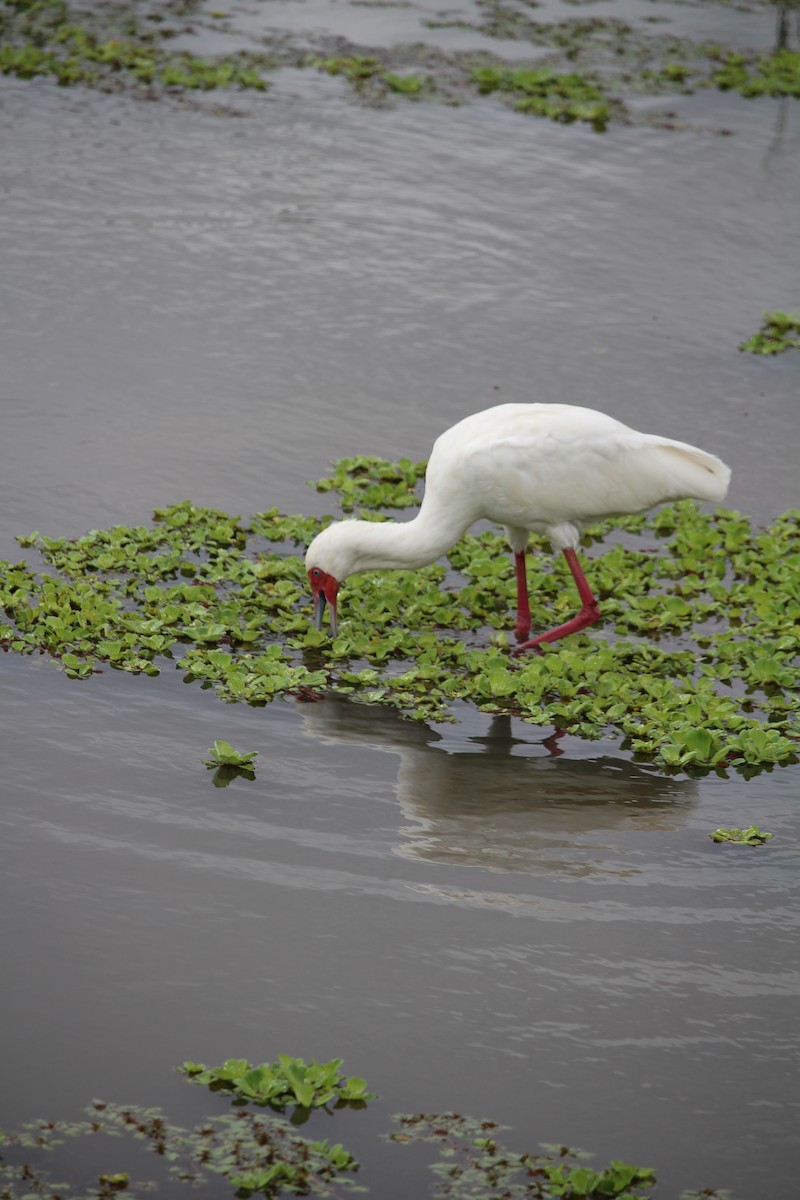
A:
[2, 0, 799, 131]
[1, 457, 798, 777]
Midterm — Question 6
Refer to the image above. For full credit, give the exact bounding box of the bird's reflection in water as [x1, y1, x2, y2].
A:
[299, 700, 697, 878]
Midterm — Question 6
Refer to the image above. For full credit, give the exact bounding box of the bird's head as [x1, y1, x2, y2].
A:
[306, 564, 340, 635]
[304, 523, 356, 636]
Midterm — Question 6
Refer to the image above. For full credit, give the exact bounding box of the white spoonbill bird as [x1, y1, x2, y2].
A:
[305, 403, 731, 653]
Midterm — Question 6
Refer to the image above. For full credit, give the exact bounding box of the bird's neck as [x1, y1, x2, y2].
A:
[345, 497, 474, 574]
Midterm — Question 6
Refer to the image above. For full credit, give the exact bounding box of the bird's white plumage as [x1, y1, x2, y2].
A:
[305, 403, 731, 580]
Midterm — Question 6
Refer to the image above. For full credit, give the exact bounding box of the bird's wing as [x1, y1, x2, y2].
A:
[459, 428, 730, 532]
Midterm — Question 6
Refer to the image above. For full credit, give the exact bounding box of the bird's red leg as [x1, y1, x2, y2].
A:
[513, 548, 601, 655]
[513, 550, 532, 642]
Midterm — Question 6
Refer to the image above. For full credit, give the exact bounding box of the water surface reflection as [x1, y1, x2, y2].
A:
[300, 702, 697, 876]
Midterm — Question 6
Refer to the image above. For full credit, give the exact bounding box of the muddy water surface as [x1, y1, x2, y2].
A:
[1, 1, 799, 1195]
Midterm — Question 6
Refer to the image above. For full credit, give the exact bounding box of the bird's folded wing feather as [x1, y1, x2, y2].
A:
[457, 431, 730, 530]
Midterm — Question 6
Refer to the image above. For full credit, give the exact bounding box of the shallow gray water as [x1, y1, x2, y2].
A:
[1, 0, 799, 1195]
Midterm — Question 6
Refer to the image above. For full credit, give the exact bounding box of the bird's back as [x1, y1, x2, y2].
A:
[423, 403, 730, 539]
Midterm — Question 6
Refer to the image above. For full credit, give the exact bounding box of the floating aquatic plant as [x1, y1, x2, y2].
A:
[740, 311, 800, 356]
[202, 739, 259, 786]
[181, 1055, 374, 1109]
[202, 740, 259, 769]
[712, 48, 800, 99]
[471, 63, 616, 129]
[709, 824, 774, 845]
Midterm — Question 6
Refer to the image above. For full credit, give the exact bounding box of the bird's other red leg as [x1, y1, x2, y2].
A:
[513, 550, 532, 642]
[513, 548, 601, 655]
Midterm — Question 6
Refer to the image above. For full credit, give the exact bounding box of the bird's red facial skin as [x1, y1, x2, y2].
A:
[308, 568, 340, 634]
[308, 567, 338, 603]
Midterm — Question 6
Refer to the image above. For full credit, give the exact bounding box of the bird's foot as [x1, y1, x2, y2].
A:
[513, 622, 531, 643]
[512, 603, 601, 656]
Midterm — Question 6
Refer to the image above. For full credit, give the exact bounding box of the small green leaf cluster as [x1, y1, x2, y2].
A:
[202, 740, 258, 768]
[313, 53, 382, 83]
[181, 1055, 374, 1110]
[471, 63, 615, 128]
[202, 740, 259, 785]
[709, 824, 774, 845]
[739, 311, 800, 356]
[658, 62, 692, 83]
[543, 1158, 656, 1198]
[712, 49, 800, 98]
[312, 454, 427, 512]
[308, 54, 433, 100]
[383, 72, 426, 94]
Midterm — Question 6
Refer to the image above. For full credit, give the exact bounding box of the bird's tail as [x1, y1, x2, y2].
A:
[647, 438, 731, 504]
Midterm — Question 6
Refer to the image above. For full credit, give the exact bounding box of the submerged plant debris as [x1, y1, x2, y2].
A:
[0, 1066, 725, 1199]
[1, 458, 798, 777]
[0, 1099, 362, 1199]
[390, 1112, 661, 1199]
[0, 0, 798, 127]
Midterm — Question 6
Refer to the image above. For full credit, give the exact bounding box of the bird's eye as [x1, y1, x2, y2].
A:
[311, 568, 321, 578]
